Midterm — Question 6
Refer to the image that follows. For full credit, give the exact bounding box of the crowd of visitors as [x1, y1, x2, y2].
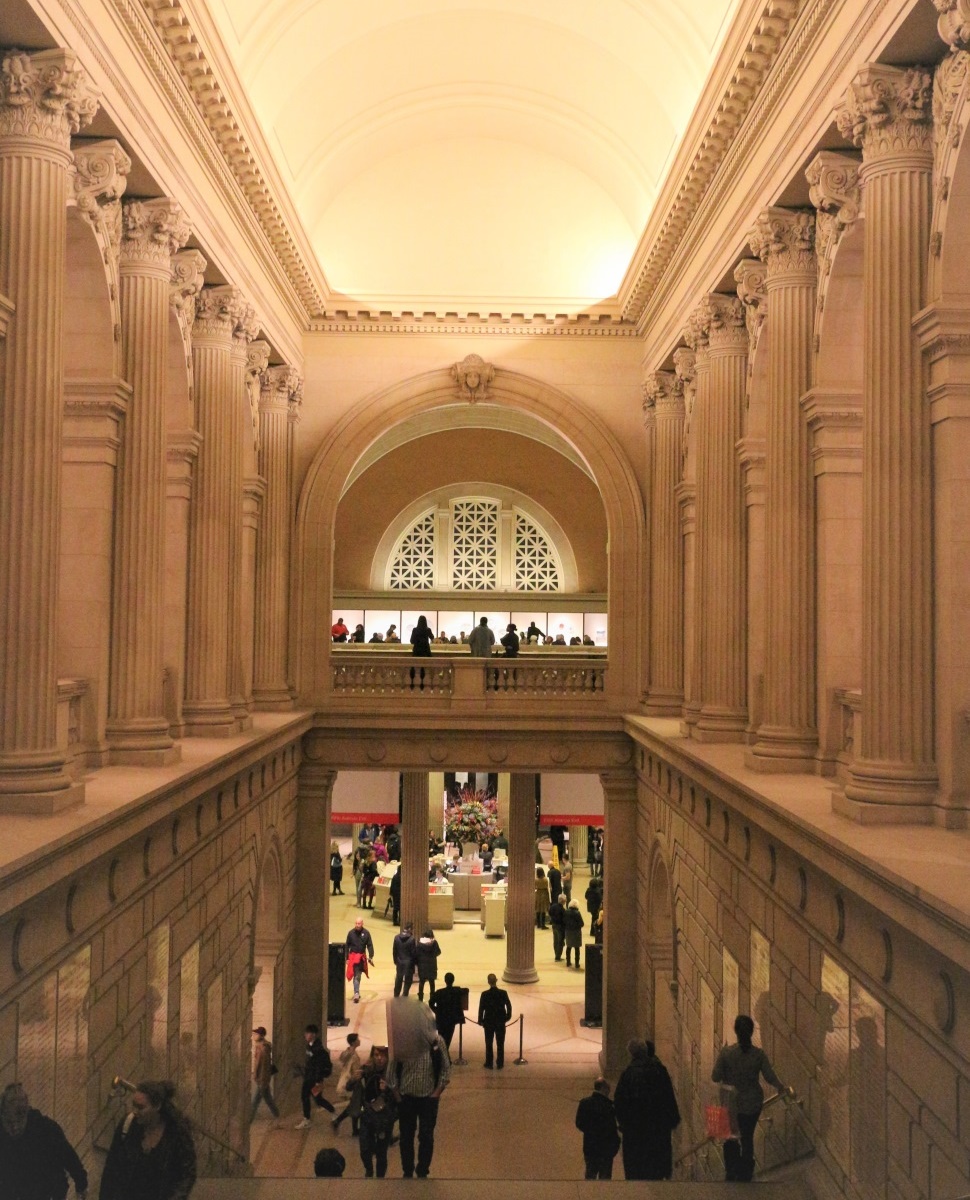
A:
[331, 614, 602, 649]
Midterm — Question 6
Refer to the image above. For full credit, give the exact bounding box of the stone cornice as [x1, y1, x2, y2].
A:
[0, 48, 99, 148]
[306, 313, 639, 337]
[121, 197, 191, 266]
[837, 63, 934, 162]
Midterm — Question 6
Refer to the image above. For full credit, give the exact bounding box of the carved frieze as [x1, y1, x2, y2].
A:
[453, 353, 494, 403]
[836, 64, 934, 162]
[748, 208, 816, 276]
[121, 197, 191, 267]
[734, 258, 768, 353]
[0, 48, 99, 146]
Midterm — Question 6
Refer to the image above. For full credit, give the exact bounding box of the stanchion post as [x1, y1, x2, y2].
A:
[513, 1014, 527, 1065]
[455, 1021, 467, 1066]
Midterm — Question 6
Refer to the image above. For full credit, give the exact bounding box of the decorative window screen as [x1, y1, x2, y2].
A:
[514, 512, 561, 591]
[389, 510, 436, 590]
[451, 499, 498, 590]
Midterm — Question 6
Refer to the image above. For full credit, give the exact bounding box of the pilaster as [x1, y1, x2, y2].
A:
[0, 49, 98, 812]
[401, 772, 429, 936]
[836, 65, 938, 820]
[165, 430, 202, 740]
[294, 764, 335, 1030]
[503, 773, 539, 984]
[681, 321, 707, 738]
[599, 771, 639, 1075]
[746, 208, 818, 771]
[229, 304, 260, 731]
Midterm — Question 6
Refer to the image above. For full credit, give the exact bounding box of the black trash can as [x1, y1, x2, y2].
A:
[327, 942, 348, 1025]
[583, 943, 603, 1025]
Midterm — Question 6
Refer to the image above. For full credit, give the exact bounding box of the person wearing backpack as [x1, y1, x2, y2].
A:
[295, 1024, 334, 1128]
[249, 1026, 279, 1121]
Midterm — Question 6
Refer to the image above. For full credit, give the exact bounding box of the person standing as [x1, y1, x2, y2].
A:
[712, 1014, 788, 1182]
[613, 1039, 681, 1180]
[358, 1046, 396, 1178]
[392, 922, 417, 997]
[99, 1080, 196, 1200]
[249, 1026, 279, 1122]
[564, 899, 585, 968]
[0, 1082, 88, 1200]
[296, 1024, 335, 1127]
[574, 1077, 621, 1180]
[389, 866, 402, 925]
[467, 616, 495, 658]
[388, 1014, 451, 1179]
[331, 1033, 363, 1135]
[477, 973, 513, 1069]
[414, 927, 441, 1001]
[329, 840, 344, 896]
[535, 866, 550, 929]
[500, 623, 520, 656]
[429, 972, 465, 1050]
[547, 860, 562, 905]
[560, 852, 573, 903]
[331, 617, 349, 642]
[346, 916, 376, 1004]
[410, 615, 432, 657]
[549, 892, 567, 962]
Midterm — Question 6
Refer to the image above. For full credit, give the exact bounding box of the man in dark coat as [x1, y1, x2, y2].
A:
[477, 973, 513, 1069]
[389, 867, 402, 925]
[549, 892, 567, 962]
[0, 1083, 88, 1200]
[613, 1039, 681, 1180]
[296, 1024, 334, 1127]
[392, 922, 417, 997]
[575, 1077, 621, 1179]
[429, 972, 465, 1049]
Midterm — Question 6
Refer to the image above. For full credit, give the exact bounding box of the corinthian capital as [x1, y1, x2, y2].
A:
[836, 64, 934, 161]
[683, 305, 710, 353]
[263, 364, 303, 410]
[644, 369, 684, 417]
[703, 293, 748, 352]
[193, 284, 249, 340]
[121, 198, 191, 267]
[170, 250, 206, 318]
[0, 49, 99, 147]
[72, 139, 131, 217]
[234, 301, 260, 344]
[247, 340, 271, 379]
[806, 152, 861, 227]
[748, 208, 816, 276]
[935, 0, 970, 51]
[734, 259, 768, 350]
[673, 346, 696, 387]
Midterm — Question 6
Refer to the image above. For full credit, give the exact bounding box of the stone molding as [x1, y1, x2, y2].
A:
[453, 353, 494, 403]
[121, 197, 191, 266]
[748, 207, 817, 276]
[837, 64, 934, 162]
[734, 258, 768, 352]
[935, 0, 970, 51]
[166, 428, 202, 466]
[0, 48, 99, 148]
[307, 312, 638, 335]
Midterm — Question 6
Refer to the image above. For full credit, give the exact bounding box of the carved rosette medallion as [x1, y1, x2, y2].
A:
[748, 208, 816, 280]
[734, 258, 768, 352]
[192, 284, 248, 342]
[703, 293, 748, 353]
[453, 353, 494, 403]
[935, 0, 970, 51]
[0, 48, 99, 148]
[121, 197, 191, 268]
[836, 64, 934, 164]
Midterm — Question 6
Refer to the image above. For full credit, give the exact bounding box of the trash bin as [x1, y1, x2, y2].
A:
[583, 943, 603, 1025]
[327, 942, 347, 1025]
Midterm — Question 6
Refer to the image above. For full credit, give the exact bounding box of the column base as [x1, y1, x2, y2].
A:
[502, 966, 539, 985]
[643, 688, 684, 717]
[181, 702, 237, 738]
[680, 704, 701, 738]
[106, 719, 181, 766]
[694, 706, 747, 743]
[832, 789, 935, 825]
[745, 726, 819, 773]
[0, 751, 85, 813]
[252, 688, 295, 711]
[836, 757, 938, 822]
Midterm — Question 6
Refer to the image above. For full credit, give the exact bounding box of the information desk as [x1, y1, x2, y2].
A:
[428, 885, 454, 930]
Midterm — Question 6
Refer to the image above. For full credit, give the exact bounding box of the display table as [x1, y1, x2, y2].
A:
[483, 895, 506, 937]
[428, 885, 454, 930]
[450, 872, 489, 910]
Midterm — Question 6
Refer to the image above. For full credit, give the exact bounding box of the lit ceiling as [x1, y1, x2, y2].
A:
[202, 0, 739, 317]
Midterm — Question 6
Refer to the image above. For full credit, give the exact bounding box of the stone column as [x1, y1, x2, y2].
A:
[837, 65, 938, 818]
[746, 210, 818, 770]
[401, 771, 429, 935]
[644, 371, 686, 714]
[680, 325, 705, 737]
[183, 286, 248, 735]
[600, 771, 639, 1075]
[503, 772, 539, 984]
[253, 365, 301, 708]
[640, 381, 656, 705]
[229, 307, 259, 731]
[0, 50, 97, 812]
[294, 765, 335, 1029]
[106, 199, 191, 763]
[696, 295, 748, 741]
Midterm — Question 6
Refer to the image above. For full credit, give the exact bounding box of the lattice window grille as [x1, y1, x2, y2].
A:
[452, 499, 498, 590]
[389, 510, 436, 590]
[514, 512, 561, 591]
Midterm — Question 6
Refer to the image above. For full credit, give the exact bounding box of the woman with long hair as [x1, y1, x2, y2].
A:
[99, 1080, 196, 1200]
[410, 615, 432, 656]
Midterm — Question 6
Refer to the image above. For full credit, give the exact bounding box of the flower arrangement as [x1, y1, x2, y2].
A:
[444, 786, 499, 847]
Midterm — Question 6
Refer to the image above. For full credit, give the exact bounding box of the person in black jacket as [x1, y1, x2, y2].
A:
[296, 1024, 334, 1128]
[0, 1082, 89, 1200]
[477, 973, 513, 1069]
[414, 928, 441, 1001]
[500, 623, 519, 656]
[99, 1080, 195, 1200]
[392, 922, 417, 997]
[613, 1040, 681, 1180]
[575, 1077, 621, 1179]
[429, 972, 465, 1049]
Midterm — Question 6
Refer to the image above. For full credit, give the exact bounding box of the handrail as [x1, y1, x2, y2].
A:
[673, 1088, 791, 1168]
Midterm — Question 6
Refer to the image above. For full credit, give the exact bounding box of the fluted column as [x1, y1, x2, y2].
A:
[0, 50, 97, 811]
[183, 285, 247, 735]
[696, 295, 748, 741]
[401, 772, 429, 935]
[645, 371, 686, 713]
[600, 771, 639, 1075]
[746, 209, 818, 770]
[229, 306, 259, 731]
[106, 199, 190, 763]
[504, 772, 539, 984]
[253, 364, 302, 708]
[295, 765, 335, 1029]
[837, 65, 937, 818]
[681, 324, 706, 736]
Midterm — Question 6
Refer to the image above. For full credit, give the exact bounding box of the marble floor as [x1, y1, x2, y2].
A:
[250, 866, 606, 1181]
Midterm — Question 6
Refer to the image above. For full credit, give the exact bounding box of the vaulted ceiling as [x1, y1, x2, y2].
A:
[201, 0, 739, 317]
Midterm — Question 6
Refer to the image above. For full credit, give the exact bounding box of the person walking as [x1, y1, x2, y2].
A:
[346, 916, 376, 1004]
[575, 1077, 621, 1180]
[392, 922, 417, 997]
[388, 1011, 451, 1179]
[414, 927, 441, 1001]
[477, 973, 512, 1069]
[249, 1026, 280, 1122]
[535, 866, 550, 929]
[329, 841, 344, 895]
[564, 898, 585, 968]
[331, 1033, 363, 1135]
[549, 892, 567, 962]
[99, 1080, 196, 1200]
[711, 1014, 789, 1182]
[295, 1024, 334, 1127]
[358, 1046, 396, 1178]
[0, 1082, 89, 1200]
[467, 616, 495, 658]
[360, 854, 379, 910]
[429, 972, 465, 1050]
[389, 865, 402, 924]
[560, 852, 573, 903]
[613, 1039, 681, 1180]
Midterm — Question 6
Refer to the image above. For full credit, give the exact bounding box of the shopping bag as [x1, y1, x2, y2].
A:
[705, 1103, 733, 1140]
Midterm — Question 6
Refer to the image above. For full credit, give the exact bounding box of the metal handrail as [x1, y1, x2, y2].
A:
[673, 1088, 796, 1171]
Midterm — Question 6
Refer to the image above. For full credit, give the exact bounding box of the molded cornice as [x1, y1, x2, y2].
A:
[306, 312, 639, 337]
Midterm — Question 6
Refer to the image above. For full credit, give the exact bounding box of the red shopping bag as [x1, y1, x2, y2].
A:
[705, 1103, 733, 1140]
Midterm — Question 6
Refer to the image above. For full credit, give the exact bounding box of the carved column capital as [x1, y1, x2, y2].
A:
[72, 138, 130, 219]
[836, 64, 934, 162]
[806, 152, 861, 266]
[264, 364, 303, 422]
[673, 346, 696, 387]
[935, 0, 970, 51]
[247, 340, 271, 378]
[683, 306, 710, 355]
[704, 293, 748, 352]
[734, 258, 768, 350]
[234, 301, 260, 345]
[170, 249, 206, 331]
[748, 208, 816, 277]
[0, 48, 99, 148]
[193, 284, 249, 341]
[649, 370, 685, 415]
[121, 197, 191, 267]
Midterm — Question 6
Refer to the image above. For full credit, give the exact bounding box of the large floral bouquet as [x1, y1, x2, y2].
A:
[445, 787, 499, 846]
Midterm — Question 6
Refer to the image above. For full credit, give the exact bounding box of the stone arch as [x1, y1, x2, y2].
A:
[250, 830, 285, 1043]
[64, 206, 119, 381]
[645, 841, 677, 1064]
[931, 52, 970, 305]
[295, 366, 645, 707]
